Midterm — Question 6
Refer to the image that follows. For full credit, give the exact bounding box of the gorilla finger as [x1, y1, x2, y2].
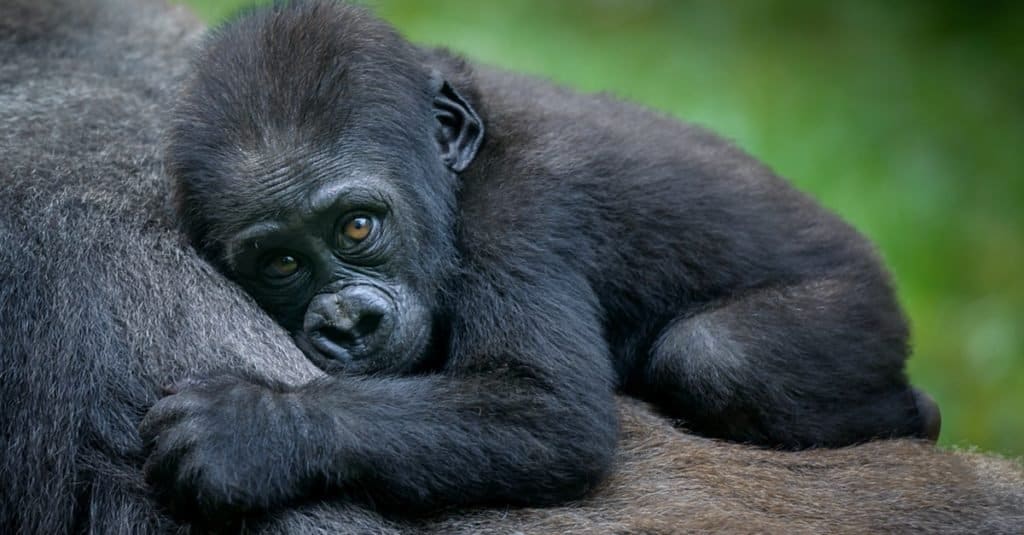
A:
[163, 372, 249, 395]
[144, 452, 207, 518]
[143, 423, 204, 481]
[139, 394, 209, 443]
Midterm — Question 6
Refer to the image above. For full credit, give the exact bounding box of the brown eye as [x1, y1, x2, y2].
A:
[342, 216, 373, 243]
[264, 255, 299, 278]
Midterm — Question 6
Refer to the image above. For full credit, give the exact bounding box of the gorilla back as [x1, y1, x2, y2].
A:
[146, 0, 937, 520]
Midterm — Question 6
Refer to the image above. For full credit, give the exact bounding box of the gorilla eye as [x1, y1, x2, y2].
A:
[341, 216, 373, 243]
[263, 254, 300, 278]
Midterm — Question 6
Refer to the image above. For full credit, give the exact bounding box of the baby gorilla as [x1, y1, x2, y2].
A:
[143, 0, 941, 523]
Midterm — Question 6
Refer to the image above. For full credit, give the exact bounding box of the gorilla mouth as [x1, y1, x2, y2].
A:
[310, 322, 382, 362]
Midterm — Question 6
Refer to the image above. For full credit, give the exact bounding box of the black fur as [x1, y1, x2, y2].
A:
[143, 0, 940, 523]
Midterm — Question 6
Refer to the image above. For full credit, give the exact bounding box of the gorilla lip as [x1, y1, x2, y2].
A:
[310, 327, 373, 362]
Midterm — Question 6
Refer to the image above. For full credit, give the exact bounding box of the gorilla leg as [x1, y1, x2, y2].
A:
[640, 278, 939, 447]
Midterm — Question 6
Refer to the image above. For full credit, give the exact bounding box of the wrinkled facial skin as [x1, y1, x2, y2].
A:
[209, 72, 482, 374]
[223, 177, 434, 375]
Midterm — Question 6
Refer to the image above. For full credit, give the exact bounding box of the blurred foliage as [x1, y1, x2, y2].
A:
[180, 0, 1023, 457]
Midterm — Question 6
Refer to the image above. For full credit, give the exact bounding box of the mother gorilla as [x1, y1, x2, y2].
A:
[0, 0, 1020, 533]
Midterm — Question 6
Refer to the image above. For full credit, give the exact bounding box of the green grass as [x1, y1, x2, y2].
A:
[180, 0, 1024, 457]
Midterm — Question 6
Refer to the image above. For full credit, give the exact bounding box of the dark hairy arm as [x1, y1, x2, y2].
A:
[140, 262, 618, 521]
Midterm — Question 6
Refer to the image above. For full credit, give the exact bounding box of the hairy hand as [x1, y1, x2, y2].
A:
[139, 374, 315, 522]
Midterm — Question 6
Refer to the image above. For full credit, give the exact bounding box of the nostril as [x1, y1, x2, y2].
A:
[319, 325, 356, 346]
[355, 311, 382, 337]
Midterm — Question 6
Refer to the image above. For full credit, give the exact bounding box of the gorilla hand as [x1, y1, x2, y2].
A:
[140, 374, 330, 522]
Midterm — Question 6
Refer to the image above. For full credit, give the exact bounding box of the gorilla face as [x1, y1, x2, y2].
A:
[221, 174, 434, 373]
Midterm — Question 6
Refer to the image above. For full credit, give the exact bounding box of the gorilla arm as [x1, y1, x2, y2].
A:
[141, 261, 619, 518]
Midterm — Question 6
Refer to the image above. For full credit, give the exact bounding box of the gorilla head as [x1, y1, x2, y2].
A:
[168, 2, 483, 373]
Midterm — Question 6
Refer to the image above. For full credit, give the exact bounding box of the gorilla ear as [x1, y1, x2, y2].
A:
[432, 77, 483, 173]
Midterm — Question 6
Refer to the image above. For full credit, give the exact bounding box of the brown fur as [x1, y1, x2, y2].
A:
[261, 399, 1023, 533]
[428, 400, 1024, 533]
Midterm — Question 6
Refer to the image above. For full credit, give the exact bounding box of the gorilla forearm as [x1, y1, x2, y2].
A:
[142, 372, 616, 516]
[304, 374, 616, 508]
[143, 274, 619, 515]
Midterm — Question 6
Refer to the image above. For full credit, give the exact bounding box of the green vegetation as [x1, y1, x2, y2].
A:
[180, 0, 1024, 456]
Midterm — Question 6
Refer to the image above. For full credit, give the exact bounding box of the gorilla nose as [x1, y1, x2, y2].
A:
[304, 287, 394, 362]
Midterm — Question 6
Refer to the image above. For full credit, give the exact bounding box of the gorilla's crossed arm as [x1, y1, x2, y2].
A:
[140, 0, 940, 521]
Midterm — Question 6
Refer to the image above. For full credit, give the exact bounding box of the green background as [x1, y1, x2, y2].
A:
[179, 0, 1023, 457]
